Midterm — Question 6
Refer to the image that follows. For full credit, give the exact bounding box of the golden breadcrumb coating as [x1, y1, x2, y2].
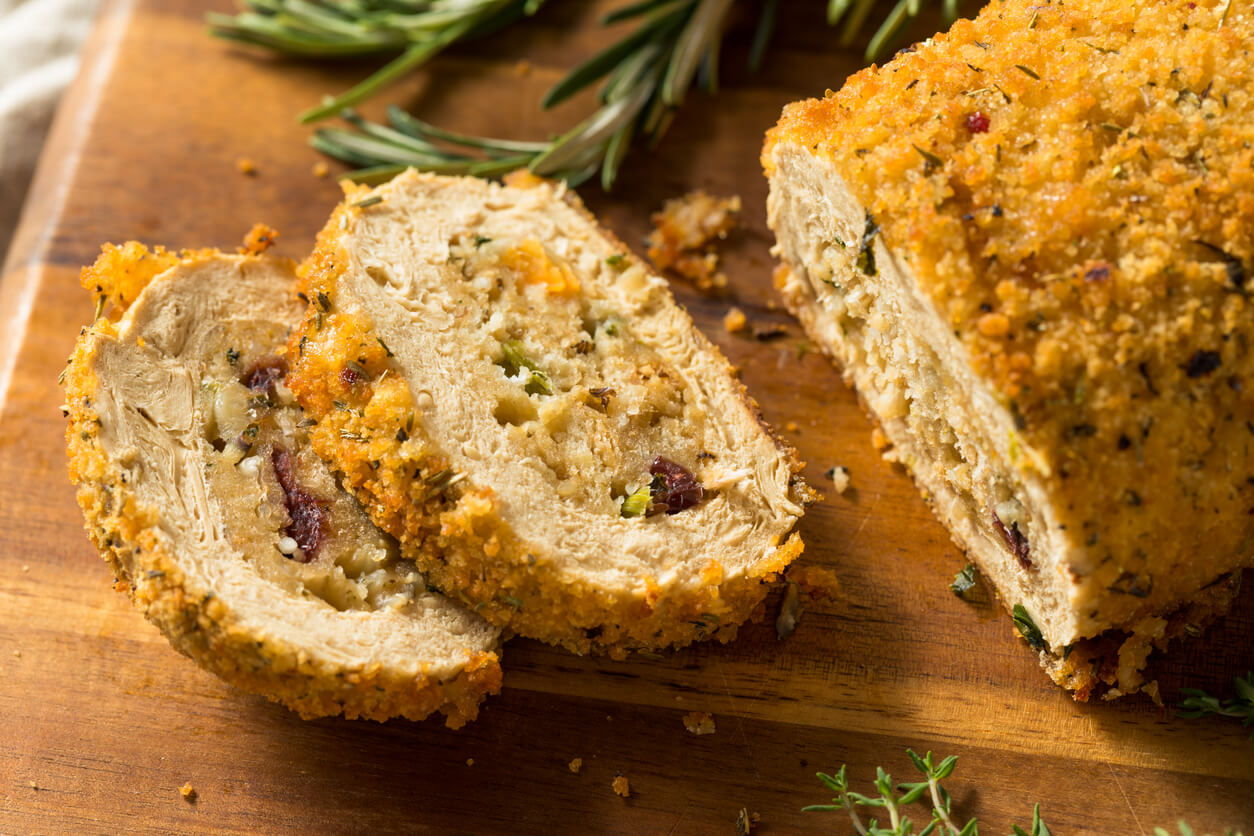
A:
[766, 0, 1253, 644]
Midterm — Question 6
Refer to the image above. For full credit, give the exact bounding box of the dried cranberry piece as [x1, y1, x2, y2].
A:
[242, 357, 288, 397]
[966, 111, 990, 133]
[649, 456, 704, 515]
[991, 510, 1031, 569]
[271, 446, 327, 562]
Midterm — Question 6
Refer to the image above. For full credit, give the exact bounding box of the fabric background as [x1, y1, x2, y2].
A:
[0, 0, 100, 264]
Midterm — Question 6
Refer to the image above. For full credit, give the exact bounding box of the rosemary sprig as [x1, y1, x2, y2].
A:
[1177, 671, 1254, 736]
[803, 749, 1051, 836]
[208, 0, 549, 123]
[210, 0, 963, 187]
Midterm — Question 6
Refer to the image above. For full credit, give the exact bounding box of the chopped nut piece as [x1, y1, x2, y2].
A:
[682, 711, 716, 735]
[568, 757, 583, 774]
[612, 774, 631, 797]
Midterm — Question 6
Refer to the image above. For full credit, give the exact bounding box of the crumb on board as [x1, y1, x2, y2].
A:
[513, 59, 532, 77]
[465, 758, 475, 766]
[239, 223, 279, 255]
[682, 711, 716, 735]
[784, 421, 799, 433]
[12, 650, 20, 658]
[22, 565, 29, 572]
[235, 158, 257, 176]
[870, 427, 891, 451]
[612, 773, 631, 798]
[825, 465, 851, 494]
[568, 758, 583, 774]
[723, 306, 748, 333]
[312, 161, 330, 179]
[776, 580, 802, 640]
[180, 782, 196, 802]
[736, 808, 761, 835]
[28, 781, 37, 790]
[790, 565, 841, 605]
[646, 190, 740, 292]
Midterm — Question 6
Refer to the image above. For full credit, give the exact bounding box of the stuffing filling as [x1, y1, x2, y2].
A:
[449, 235, 714, 517]
[199, 338, 426, 614]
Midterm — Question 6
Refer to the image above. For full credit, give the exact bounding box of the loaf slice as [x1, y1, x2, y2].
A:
[764, 0, 1252, 698]
[285, 170, 813, 657]
[64, 244, 502, 724]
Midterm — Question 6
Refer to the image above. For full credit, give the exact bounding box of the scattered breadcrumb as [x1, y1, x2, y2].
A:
[612, 773, 631, 798]
[235, 158, 257, 176]
[513, 59, 532, 77]
[465, 758, 475, 766]
[736, 808, 761, 835]
[723, 306, 748, 333]
[238, 223, 279, 255]
[180, 782, 197, 802]
[682, 711, 716, 735]
[790, 565, 841, 605]
[870, 427, 891, 451]
[784, 421, 799, 433]
[647, 190, 740, 292]
[776, 581, 802, 639]
[825, 465, 850, 494]
[312, 161, 330, 179]
[12, 650, 20, 658]
[28, 781, 37, 790]
[568, 758, 583, 774]
[21, 565, 29, 572]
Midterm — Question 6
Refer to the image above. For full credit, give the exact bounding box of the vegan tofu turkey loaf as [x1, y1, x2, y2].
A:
[764, 0, 1253, 698]
[63, 245, 502, 724]
[287, 170, 812, 656]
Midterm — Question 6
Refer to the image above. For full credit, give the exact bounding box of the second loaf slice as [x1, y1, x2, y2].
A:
[286, 170, 814, 657]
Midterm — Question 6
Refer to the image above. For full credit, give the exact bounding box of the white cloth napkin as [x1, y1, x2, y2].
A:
[0, 0, 100, 264]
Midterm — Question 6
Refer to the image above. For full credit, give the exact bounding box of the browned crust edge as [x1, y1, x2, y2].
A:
[62, 244, 503, 726]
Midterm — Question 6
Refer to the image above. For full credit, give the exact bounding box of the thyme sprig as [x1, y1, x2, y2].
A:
[209, 0, 962, 187]
[1178, 671, 1254, 736]
[803, 749, 1051, 836]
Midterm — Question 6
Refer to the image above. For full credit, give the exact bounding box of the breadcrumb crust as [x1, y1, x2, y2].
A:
[63, 243, 502, 725]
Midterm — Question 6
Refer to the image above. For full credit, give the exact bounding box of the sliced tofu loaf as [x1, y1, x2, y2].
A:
[764, 0, 1252, 698]
[64, 246, 502, 724]
[286, 170, 812, 657]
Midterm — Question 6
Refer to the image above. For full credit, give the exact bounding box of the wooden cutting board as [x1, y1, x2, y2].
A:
[1, 0, 1250, 832]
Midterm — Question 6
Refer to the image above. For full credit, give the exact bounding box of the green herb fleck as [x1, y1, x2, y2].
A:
[352, 194, 383, 209]
[501, 594, 524, 610]
[913, 144, 943, 173]
[499, 339, 553, 395]
[473, 235, 492, 247]
[376, 336, 393, 357]
[856, 211, 880, 277]
[1015, 64, 1040, 80]
[606, 254, 626, 267]
[1012, 604, 1047, 651]
[226, 347, 240, 366]
[316, 291, 331, 311]
[950, 563, 977, 598]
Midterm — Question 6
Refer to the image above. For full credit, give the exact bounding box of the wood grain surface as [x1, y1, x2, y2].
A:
[1, 1, 1251, 833]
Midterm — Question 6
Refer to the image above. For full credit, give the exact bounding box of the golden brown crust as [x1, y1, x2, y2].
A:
[766, 0, 1254, 645]
[63, 243, 502, 725]
[286, 176, 810, 657]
